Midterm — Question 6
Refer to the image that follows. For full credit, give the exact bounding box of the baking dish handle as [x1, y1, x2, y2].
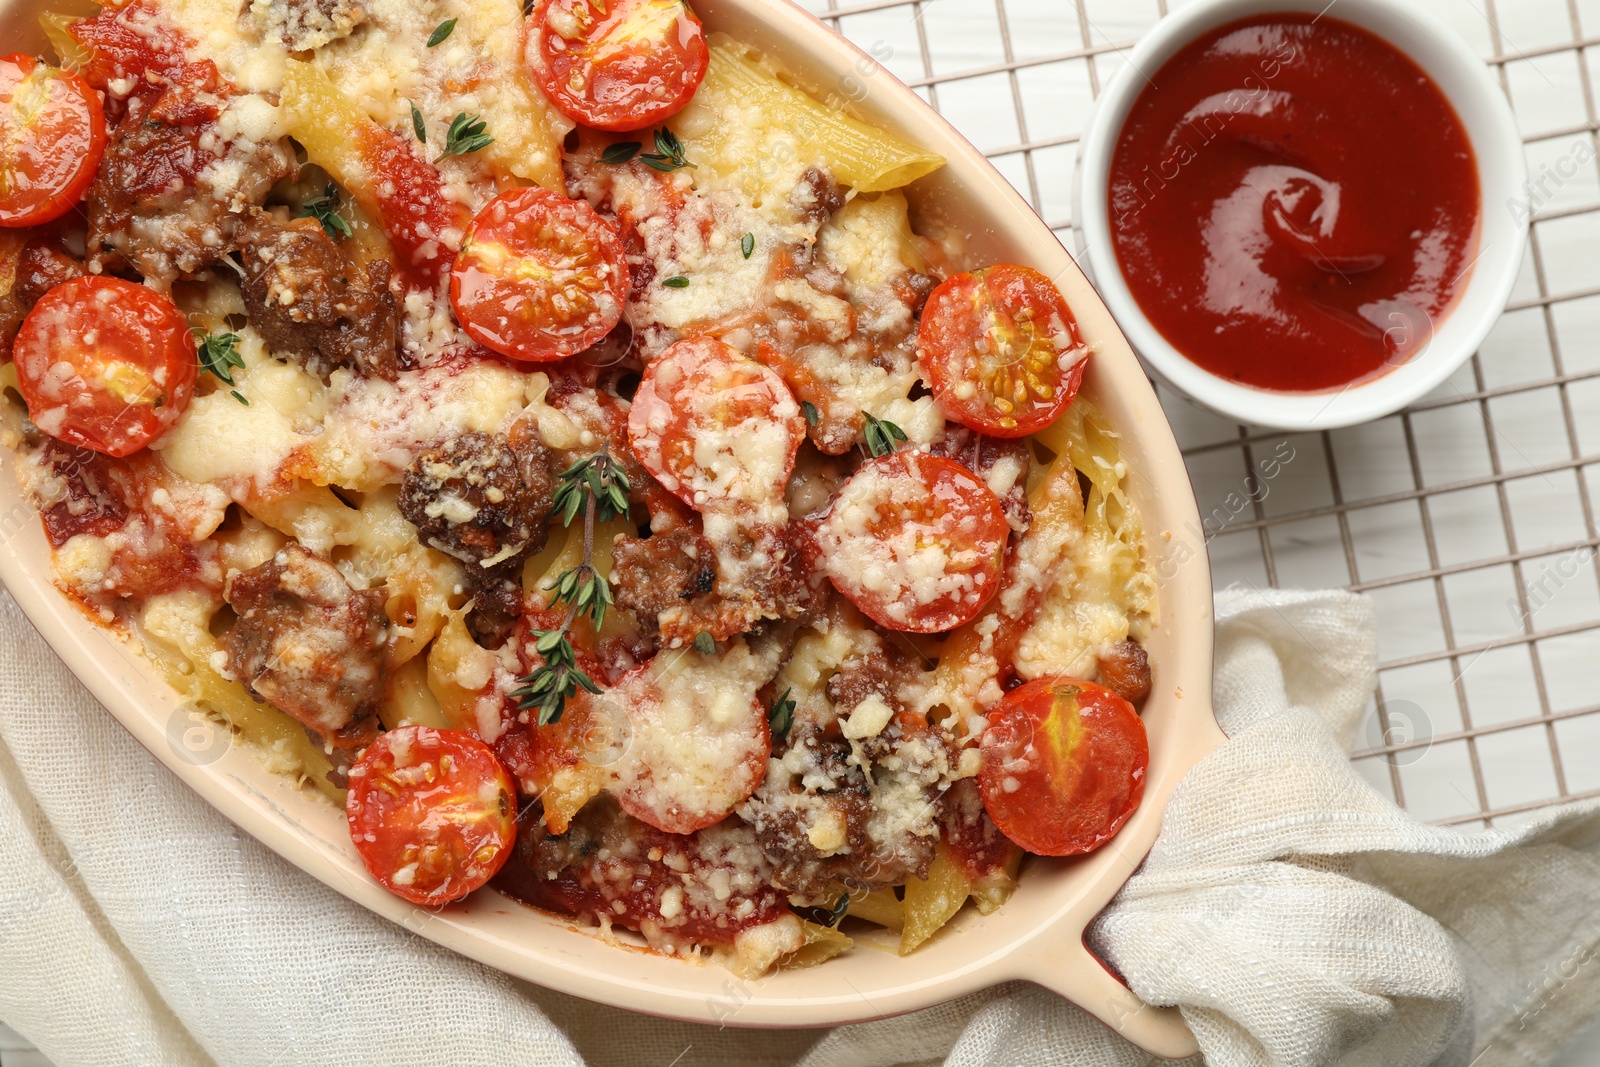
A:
[1024, 937, 1200, 1060]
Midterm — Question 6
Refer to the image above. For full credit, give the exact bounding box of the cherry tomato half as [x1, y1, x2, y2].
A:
[627, 335, 804, 514]
[450, 186, 629, 362]
[815, 451, 1009, 633]
[13, 277, 196, 457]
[0, 54, 107, 227]
[603, 647, 771, 834]
[525, 0, 710, 133]
[346, 726, 519, 907]
[978, 676, 1148, 856]
[918, 264, 1088, 438]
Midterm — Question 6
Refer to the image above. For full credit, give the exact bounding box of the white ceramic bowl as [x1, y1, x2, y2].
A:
[0, 0, 1225, 1056]
[1074, 0, 1528, 431]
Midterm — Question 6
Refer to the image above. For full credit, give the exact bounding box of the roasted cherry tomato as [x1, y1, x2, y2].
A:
[918, 264, 1088, 438]
[978, 676, 1148, 856]
[602, 647, 772, 834]
[627, 335, 804, 513]
[525, 0, 710, 132]
[0, 54, 107, 227]
[66, 1, 192, 96]
[815, 451, 1009, 633]
[13, 277, 196, 457]
[346, 725, 518, 907]
[450, 186, 628, 361]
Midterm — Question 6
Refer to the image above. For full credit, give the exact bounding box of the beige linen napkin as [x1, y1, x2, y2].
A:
[1, 583, 1597, 1067]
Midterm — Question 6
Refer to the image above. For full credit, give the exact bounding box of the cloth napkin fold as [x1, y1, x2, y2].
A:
[2, 583, 1598, 1067]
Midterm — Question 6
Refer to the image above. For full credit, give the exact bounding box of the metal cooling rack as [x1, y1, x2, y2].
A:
[799, 0, 1600, 833]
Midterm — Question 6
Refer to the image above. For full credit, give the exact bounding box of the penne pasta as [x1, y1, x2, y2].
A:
[780, 921, 854, 970]
[426, 606, 500, 735]
[673, 36, 944, 201]
[37, 11, 92, 71]
[136, 592, 341, 802]
[845, 887, 905, 931]
[899, 845, 972, 955]
[380, 654, 453, 732]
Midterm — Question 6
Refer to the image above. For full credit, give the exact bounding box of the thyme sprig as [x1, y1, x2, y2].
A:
[194, 330, 250, 406]
[297, 184, 353, 241]
[768, 687, 795, 739]
[512, 449, 633, 726]
[514, 629, 602, 727]
[640, 127, 694, 171]
[863, 413, 908, 457]
[600, 127, 694, 171]
[439, 112, 493, 159]
[427, 17, 456, 45]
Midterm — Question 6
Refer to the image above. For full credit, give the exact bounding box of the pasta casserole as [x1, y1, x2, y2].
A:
[0, 0, 1157, 975]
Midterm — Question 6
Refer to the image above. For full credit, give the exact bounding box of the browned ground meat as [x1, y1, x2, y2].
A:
[87, 96, 293, 288]
[219, 543, 388, 750]
[610, 529, 716, 619]
[742, 720, 939, 898]
[1, 241, 84, 353]
[399, 430, 554, 644]
[903, 270, 939, 318]
[825, 644, 897, 714]
[791, 166, 845, 226]
[399, 431, 554, 566]
[937, 776, 1016, 886]
[496, 796, 788, 948]
[464, 559, 525, 649]
[31, 440, 131, 546]
[236, 211, 400, 379]
[928, 428, 1033, 533]
[1097, 637, 1152, 706]
[257, 0, 368, 49]
[647, 520, 828, 645]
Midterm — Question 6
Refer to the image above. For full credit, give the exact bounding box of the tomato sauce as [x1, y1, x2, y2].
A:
[1109, 15, 1480, 392]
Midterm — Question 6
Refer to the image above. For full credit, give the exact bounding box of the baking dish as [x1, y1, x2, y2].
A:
[0, 0, 1224, 1055]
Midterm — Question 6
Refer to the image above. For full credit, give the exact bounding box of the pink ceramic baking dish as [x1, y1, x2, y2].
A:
[0, 0, 1224, 1056]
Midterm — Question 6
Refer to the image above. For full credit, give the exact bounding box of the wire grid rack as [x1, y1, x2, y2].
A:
[793, 0, 1600, 832]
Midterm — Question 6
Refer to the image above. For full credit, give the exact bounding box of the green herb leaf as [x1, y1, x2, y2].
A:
[546, 563, 613, 630]
[440, 112, 493, 158]
[512, 448, 635, 725]
[194, 331, 250, 405]
[768, 688, 795, 739]
[741, 232, 755, 259]
[801, 400, 820, 427]
[637, 126, 693, 171]
[693, 631, 715, 655]
[863, 413, 908, 458]
[296, 184, 353, 241]
[661, 275, 690, 289]
[829, 894, 851, 925]
[552, 452, 632, 529]
[410, 101, 427, 144]
[427, 17, 456, 46]
[511, 630, 599, 726]
[600, 141, 642, 165]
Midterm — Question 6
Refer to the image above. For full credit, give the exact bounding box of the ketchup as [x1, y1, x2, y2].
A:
[1109, 15, 1480, 392]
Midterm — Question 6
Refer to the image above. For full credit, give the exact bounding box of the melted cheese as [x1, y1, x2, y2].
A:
[308, 360, 529, 490]
[609, 638, 782, 828]
[156, 356, 323, 494]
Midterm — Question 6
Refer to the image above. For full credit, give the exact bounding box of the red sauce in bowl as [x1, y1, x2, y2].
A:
[1108, 14, 1480, 392]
